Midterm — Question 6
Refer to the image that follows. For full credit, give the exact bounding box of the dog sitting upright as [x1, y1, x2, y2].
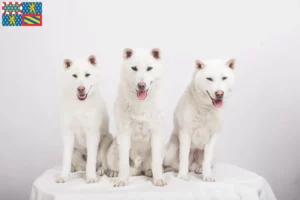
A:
[112, 48, 167, 187]
[163, 59, 236, 181]
[56, 55, 112, 183]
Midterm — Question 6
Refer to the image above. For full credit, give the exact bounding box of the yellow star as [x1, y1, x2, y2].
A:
[29, 3, 36, 14]
[9, 15, 16, 26]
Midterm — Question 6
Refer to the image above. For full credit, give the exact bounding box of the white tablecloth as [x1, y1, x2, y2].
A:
[30, 163, 276, 200]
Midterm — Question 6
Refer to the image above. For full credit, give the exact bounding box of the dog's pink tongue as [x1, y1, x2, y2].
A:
[213, 100, 223, 108]
[137, 90, 147, 100]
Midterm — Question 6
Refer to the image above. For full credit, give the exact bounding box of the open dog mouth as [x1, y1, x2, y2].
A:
[136, 81, 152, 100]
[136, 90, 148, 100]
[77, 93, 88, 101]
[77, 86, 92, 101]
[206, 91, 223, 108]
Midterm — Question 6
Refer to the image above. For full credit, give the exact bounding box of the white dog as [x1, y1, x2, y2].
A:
[113, 48, 167, 187]
[56, 55, 112, 183]
[163, 59, 236, 182]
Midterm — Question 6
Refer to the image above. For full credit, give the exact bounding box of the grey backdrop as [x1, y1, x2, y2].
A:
[0, 0, 299, 199]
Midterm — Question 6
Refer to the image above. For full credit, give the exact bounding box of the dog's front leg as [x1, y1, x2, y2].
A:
[114, 134, 130, 187]
[86, 132, 100, 183]
[151, 133, 167, 186]
[177, 131, 191, 181]
[56, 133, 74, 183]
[202, 134, 217, 182]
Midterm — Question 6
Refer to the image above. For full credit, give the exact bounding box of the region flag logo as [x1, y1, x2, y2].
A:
[2, 2, 42, 27]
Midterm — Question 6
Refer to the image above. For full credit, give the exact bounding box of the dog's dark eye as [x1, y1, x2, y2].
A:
[72, 74, 77, 78]
[85, 73, 90, 77]
[222, 77, 228, 80]
[131, 66, 138, 71]
[206, 77, 213, 81]
[147, 66, 153, 71]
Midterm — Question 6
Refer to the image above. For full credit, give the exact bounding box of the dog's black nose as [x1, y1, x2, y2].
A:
[137, 82, 146, 90]
[77, 86, 85, 93]
[215, 90, 224, 98]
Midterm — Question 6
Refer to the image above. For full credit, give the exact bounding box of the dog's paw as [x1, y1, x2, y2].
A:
[56, 176, 68, 183]
[144, 169, 153, 177]
[202, 174, 215, 182]
[195, 166, 202, 174]
[86, 176, 99, 184]
[202, 165, 215, 182]
[177, 173, 189, 181]
[107, 170, 119, 177]
[97, 167, 105, 176]
[153, 178, 167, 186]
[114, 179, 128, 187]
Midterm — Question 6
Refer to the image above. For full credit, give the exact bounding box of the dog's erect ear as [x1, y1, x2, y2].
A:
[196, 60, 205, 69]
[64, 59, 72, 69]
[88, 55, 96, 66]
[226, 58, 235, 69]
[123, 48, 133, 59]
[151, 48, 160, 59]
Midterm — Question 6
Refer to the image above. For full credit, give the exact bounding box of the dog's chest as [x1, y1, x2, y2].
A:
[129, 103, 160, 122]
[69, 111, 94, 150]
[131, 120, 151, 143]
[128, 104, 161, 141]
[130, 123, 152, 160]
[74, 130, 86, 150]
[190, 110, 220, 149]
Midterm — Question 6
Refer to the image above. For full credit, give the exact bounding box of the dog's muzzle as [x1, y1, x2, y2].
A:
[206, 90, 224, 108]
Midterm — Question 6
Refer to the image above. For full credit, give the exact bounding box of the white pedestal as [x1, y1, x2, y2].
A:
[30, 163, 276, 200]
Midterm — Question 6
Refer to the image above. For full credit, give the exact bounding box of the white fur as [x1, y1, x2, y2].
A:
[106, 137, 149, 178]
[71, 148, 86, 172]
[110, 48, 167, 187]
[56, 56, 112, 183]
[71, 133, 113, 176]
[163, 59, 236, 182]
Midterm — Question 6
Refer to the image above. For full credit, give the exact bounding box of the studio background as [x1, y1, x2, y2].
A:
[0, 0, 299, 199]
